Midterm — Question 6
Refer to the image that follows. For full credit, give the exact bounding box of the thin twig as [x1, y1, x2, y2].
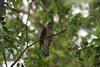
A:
[3, 52, 8, 67]
[10, 29, 66, 67]
[10, 8, 33, 16]
[54, 0, 63, 30]
[25, 0, 33, 47]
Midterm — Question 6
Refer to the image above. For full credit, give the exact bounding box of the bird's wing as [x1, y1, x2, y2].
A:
[39, 27, 47, 45]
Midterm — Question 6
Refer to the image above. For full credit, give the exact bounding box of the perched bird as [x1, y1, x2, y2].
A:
[39, 22, 53, 56]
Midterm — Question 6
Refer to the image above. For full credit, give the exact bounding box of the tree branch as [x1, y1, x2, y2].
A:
[10, 8, 33, 16]
[10, 29, 66, 67]
[3, 52, 8, 67]
[25, 0, 33, 47]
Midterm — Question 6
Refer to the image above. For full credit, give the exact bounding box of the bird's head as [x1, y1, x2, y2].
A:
[47, 22, 53, 30]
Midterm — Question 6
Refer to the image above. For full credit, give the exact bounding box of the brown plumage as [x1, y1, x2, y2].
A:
[39, 22, 53, 56]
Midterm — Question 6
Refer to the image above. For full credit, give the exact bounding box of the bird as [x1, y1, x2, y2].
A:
[39, 22, 53, 56]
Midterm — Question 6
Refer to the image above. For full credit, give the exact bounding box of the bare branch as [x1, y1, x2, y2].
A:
[25, 0, 33, 47]
[10, 8, 33, 16]
[3, 52, 8, 67]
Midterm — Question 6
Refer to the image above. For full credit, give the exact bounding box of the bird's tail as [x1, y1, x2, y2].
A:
[43, 49, 49, 56]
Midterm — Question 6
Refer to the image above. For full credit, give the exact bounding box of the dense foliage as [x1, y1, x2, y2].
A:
[0, 0, 100, 67]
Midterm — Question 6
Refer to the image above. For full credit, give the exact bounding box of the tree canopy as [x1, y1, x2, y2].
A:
[0, 0, 100, 67]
